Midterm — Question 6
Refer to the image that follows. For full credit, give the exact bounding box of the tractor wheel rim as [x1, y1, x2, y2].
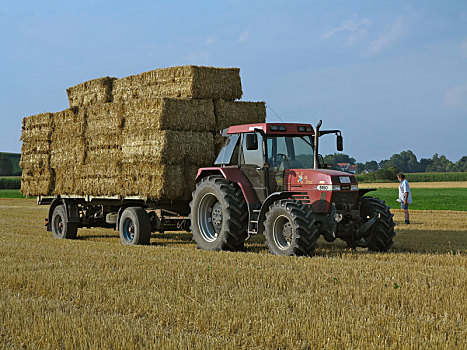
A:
[273, 215, 293, 250]
[122, 218, 135, 243]
[198, 193, 221, 242]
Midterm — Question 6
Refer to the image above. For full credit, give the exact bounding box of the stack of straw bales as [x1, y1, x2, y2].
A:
[20, 65, 266, 200]
[20, 113, 54, 196]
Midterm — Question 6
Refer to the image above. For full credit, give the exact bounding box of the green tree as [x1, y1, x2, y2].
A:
[323, 153, 356, 170]
[0, 155, 13, 176]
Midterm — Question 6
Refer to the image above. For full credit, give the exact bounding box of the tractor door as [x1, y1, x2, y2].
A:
[239, 133, 268, 202]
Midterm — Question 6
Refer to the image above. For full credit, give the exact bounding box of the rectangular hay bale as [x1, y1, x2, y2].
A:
[79, 163, 122, 196]
[86, 102, 124, 135]
[20, 141, 51, 169]
[214, 100, 266, 131]
[20, 167, 54, 197]
[121, 131, 214, 165]
[123, 98, 215, 132]
[113, 65, 242, 102]
[120, 163, 185, 200]
[20, 113, 53, 142]
[66, 77, 116, 108]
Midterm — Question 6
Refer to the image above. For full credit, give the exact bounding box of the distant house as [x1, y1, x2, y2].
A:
[336, 162, 356, 174]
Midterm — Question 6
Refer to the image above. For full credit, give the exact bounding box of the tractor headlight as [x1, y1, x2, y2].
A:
[351, 185, 359, 191]
[332, 185, 341, 191]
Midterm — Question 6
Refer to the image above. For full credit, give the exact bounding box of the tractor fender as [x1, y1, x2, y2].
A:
[256, 191, 305, 236]
[358, 188, 377, 198]
[47, 198, 80, 231]
[196, 167, 260, 205]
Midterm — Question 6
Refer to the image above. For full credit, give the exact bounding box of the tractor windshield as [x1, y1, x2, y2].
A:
[266, 136, 315, 169]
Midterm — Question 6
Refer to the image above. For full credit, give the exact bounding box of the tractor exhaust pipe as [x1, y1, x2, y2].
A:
[313, 120, 322, 169]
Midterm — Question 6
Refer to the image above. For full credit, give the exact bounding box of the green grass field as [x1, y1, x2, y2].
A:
[0, 189, 26, 198]
[357, 172, 467, 183]
[364, 187, 467, 211]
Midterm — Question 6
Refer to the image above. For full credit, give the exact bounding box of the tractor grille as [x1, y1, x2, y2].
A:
[292, 194, 312, 204]
[331, 191, 358, 207]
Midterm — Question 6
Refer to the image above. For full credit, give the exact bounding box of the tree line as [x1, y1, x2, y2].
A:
[324, 150, 467, 174]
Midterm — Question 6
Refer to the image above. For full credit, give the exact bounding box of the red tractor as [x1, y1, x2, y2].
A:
[190, 121, 395, 256]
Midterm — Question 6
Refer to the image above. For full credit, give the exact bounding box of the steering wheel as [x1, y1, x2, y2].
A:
[272, 153, 290, 169]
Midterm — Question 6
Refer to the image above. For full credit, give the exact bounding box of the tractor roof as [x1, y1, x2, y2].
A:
[226, 123, 315, 136]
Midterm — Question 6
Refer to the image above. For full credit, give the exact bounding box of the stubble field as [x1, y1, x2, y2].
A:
[0, 196, 466, 349]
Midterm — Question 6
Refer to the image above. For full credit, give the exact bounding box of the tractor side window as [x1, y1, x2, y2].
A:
[214, 134, 240, 165]
[241, 133, 263, 166]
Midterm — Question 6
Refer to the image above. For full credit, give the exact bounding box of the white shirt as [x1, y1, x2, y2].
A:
[399, 179, 412, 204]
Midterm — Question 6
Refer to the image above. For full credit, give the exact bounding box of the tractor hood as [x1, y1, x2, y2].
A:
[285, 169, 357, 190]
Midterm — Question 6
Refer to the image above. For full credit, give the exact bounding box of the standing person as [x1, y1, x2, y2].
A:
[397, 173, 412, 224]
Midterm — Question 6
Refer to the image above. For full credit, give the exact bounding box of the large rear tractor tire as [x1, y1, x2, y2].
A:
[353, 196, 396, 251]
[51, 204, 78, 239]
[119, 207, 151, 245]
[263, 200, 318, 257]
[189, 176, 248, 251]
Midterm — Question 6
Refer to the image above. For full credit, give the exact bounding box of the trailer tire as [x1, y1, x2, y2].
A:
[119, 207, 151, 245]
[190, 176, 248, 251]
[355, 196, 396, 252]
[51, 204, 78, 239]
[263, 199, 318, 256]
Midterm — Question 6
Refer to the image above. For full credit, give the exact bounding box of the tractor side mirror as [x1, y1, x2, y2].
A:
[337, 135, 343, 151]
[246, 133, 258, 150]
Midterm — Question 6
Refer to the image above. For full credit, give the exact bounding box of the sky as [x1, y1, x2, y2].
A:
[1, 0, 466, 163]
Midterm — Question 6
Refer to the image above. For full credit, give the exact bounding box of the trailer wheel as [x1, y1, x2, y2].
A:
[119, 207, 151, 245]
[51, 204, 78, 239]
[190, 176, 248, 251]
[353, 196, 396, 251]
[263, 199, 318, 256]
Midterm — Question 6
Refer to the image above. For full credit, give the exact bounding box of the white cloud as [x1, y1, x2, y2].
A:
[460, 40, 467, 59]
[237, 31, 249, 43]
[321, 18, 371, 46]
[365, 15, 409, 56]
[445, 83, 467, 110]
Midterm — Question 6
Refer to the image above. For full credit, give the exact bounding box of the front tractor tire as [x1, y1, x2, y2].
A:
[263, 200, 318, 257]
[352, 196, 396, 251]
[118, 207, 151, 245]
[51, 204, 78, 239]
[190, 176, 248, 251]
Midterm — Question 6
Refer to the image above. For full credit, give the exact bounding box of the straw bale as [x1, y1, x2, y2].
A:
[50, 137, 86, 168]
[121, 131, 214, 165]
[54, 165, 80, 195]
[51, 108, 85, 140]
[113, 65, 242, 102]
[20, 141, 51, 169]
[120, 163, 184, 200]
[214, 100, 266, 131]
[86, 102, 124, 135]
[124, 98, 215, 132]
[20, 167, 54, 197]
[20, 113, 53, 141]
[79, 163, 122, 196]
[214, 135, 227, 156]
[66, 77, 116, 108]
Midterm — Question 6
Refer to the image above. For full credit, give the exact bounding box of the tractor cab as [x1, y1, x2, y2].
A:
[213, 122, 358, 213]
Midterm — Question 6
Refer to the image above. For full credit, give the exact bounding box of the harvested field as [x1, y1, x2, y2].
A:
[214, 100, 266, 130]
[0, 199, 466, 349]
[66, 76, 115, 108]
[113, 66, 242, 102]
[124, 98, 215, 132]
